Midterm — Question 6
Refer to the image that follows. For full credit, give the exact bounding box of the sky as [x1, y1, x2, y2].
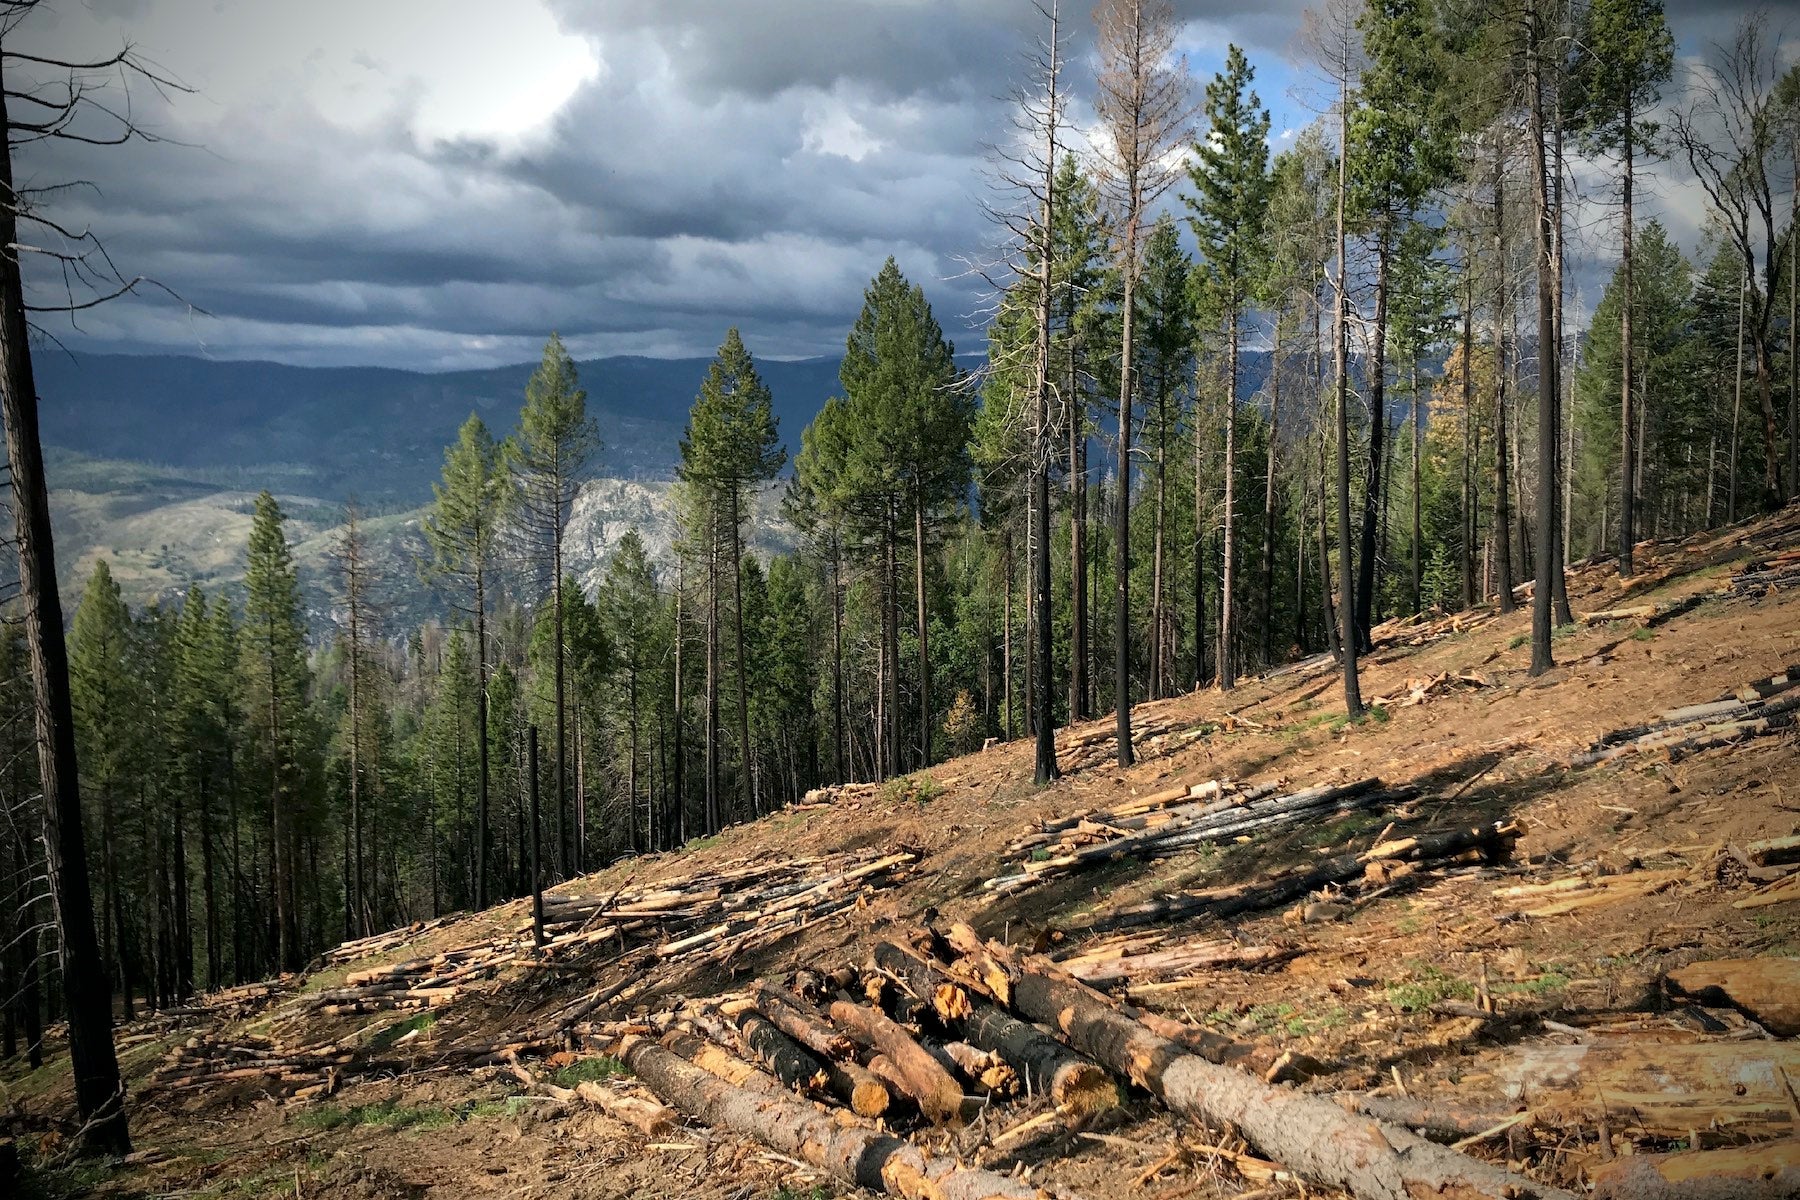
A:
[8, 0, 1782, 372]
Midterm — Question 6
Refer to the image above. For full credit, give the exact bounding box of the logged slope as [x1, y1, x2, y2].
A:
[9, 504, 1800, 1200]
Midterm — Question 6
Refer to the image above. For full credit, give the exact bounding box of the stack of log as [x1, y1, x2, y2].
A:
[317, 914, 463, 966]
[1579, 592, 1709, 626]
[1495, 833, 1800, 920]
[1368, 669, 1494, 708]
[535, 847, 916, 962]
[587, 924, 1575, 1200]
[1053, 709, 1211, 774]
[984, 776, 1415, 895]
[141, 1027, 558, 1103]
[1571, 665, 1800, 765]
[1368, 606, 1497, 650]
[305, 941, 517, 1015]
[797, 780, 882, 807]
[1072, 820, 1523, 934]
[1048, 931, 1298, 992]
[1724, 546, 1800, 596]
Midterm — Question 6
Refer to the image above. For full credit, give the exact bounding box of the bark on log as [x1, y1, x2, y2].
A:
[1590, 1143, 1800, 1200]
[659, 1027, 787, 1096]
[1665, 958, 1800, 1036]
[946, 924, 1572, 1200]
[870, 941, 1118, 1116]
[1499, 1039, 1800, 1139]
[720, 1003, 831, 1094]
[828, 999, 964, 1125]
[617, 1036, 1054, 1200]
[1340, 1094, 1523, 1144]
[749, 982, 856, 1059]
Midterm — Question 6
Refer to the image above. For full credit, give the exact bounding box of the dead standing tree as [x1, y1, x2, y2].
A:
[1092, 0, 1193, 764]
[1671, 12, 1793, 512]
[975, 0, 1069, 786]
[0, 0, 195, 1153]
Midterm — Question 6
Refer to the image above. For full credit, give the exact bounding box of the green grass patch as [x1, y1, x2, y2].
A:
[1629, 627, 1656, 642]
[551, 1055, 630, 1087]
[1553, 623, 1580, 641]
[881, 772, 940, 806]
[1384, 963, 1474, 1012]
[1495, 969, 1571, 996]
[291, 1097, 457, 1132]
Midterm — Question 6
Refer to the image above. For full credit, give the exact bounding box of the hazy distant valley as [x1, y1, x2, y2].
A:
[39, 350, 833, 628]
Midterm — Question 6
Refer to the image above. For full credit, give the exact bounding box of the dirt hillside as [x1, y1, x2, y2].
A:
[8, 505, 1800, 1200]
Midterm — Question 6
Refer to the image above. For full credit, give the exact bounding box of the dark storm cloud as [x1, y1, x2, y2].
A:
[13, 0, 1728, 370]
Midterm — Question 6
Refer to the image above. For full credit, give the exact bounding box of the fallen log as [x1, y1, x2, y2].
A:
[659, 1027, 787, 1097]
[1665, 958, 1800, 1036]
[1056, 938, 1296, 983]
[869, 941, 1118, 1117]
[1075, 820, 1519, 933]
[1498, 1040, 1800, 1140]
[615, 1035, 1053, 1200]
[1747, 834, 1800, 867]
[828, 999, 964, 1125]
[716, 1001, 831, 1095]
[1339, 1094, 1524, 1145]
[946, 924, 1573, 1200]
[1589, 1143, 1800, 1200]
[748, 982, 856, 1059]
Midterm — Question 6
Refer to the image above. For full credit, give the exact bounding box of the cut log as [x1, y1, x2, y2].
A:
[946, 924, 1573, 1200]
[1057, 938, 1296, 983]
[1666, 958, 1800, 1036]
[1590, 1143, 1800, 1200]
[869, 941, 1118, 1116]
[1340, 1094, 1523, 1145]
[659, 1027, 787, 1097]
[1498, 1040, 1800, 1139]
[748, 982, 856, 1059]
[617, 1036, 1052, 1200]
[828, 999, 964, 1125]
[716, 1002, 831, 1094]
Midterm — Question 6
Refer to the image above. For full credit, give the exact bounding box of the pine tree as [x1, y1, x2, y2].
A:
[424, 414, 508, 906]
[680, 328, 784, 825]
[838, 262, 966, 772]
[506, 334, 599, 874]
[68, 561, 134, 1013]
[1185, 44, 1270, 691]
[1567, 0, 1674, 576]
[1136, 215, 1193, 697]
[241, 491, 309, 971]
[598, 529, 660, 851]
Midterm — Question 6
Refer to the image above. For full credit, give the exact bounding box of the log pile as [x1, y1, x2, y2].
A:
[984, 776, 1416, 895]
[305, 941, 517, 1015]
[317, 913, 464, 966]
[1367, 669, 1494, 708]
[1367, 606, 1497, 649]
[1051, 709, 1214, 774]
[1572, 665, 1800, 765]
[1494, 838, 1800, 921]
[1048, 931, 1298, 989]
[1724, 546, 1800, 597]
[1073, 819, 1523, 933]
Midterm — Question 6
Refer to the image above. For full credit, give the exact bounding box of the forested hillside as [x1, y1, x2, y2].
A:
[2, 0, 1799, 1195]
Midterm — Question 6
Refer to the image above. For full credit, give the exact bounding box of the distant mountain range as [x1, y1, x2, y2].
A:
[37, 350, 858, 505]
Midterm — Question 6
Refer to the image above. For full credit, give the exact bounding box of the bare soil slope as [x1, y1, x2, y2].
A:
[9, 505, 1800, 1200]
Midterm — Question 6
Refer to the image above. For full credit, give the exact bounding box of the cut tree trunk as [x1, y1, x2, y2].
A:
[1499, 1039, 1800, 1140]
[617, 1036, 1051, 1200]
[827, 999, 964, 1125]
[1665, 958, 1800, 1036]
[1589, 1143, 1800, 1200]
[946, 925, 1571, 1200]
